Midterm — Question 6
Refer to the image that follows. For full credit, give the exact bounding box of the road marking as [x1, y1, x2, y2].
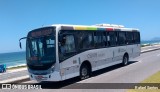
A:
[157, 54, 160, 56]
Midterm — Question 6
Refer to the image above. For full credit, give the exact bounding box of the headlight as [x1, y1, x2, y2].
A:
[51, 66, 55, 72]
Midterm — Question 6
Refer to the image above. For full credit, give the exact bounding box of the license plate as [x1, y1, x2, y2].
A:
[35, 75, 47, 80]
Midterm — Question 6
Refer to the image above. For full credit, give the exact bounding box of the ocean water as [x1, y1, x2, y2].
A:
[0, 40, 160, 68]
[0, 51, 26, 68]
[141, 40, 160, 44]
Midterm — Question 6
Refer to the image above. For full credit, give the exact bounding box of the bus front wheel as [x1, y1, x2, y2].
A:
[80, 64, 90, 80]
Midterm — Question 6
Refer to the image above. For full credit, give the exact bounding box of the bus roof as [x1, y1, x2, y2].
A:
[51, 24, 139, 32]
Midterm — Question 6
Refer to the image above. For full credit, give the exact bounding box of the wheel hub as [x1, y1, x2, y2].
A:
[82, 68, 87, 76]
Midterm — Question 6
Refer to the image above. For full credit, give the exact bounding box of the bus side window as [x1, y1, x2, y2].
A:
[88, 32, 94, 48]
[107, 33, 110, 46]
[133, 32, 140, 44]
[126, 32, 133, 44]
[118, 32, 126, 46]
[78, 31, 94, 50]
[102, 32, 107, 47]
[94, 32, 102, 48]
[108, 32, 116, 46]
[60, 34, 76, 54]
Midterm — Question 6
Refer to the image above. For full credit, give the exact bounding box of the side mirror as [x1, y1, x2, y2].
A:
[19, 37, 27, 49]
[19, 41, 22, 49]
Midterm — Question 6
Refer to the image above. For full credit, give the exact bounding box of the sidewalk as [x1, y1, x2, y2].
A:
[6, 67, 27, 73]
[0, 67, 28, 83]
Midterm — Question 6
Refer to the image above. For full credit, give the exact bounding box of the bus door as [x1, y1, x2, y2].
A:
[107, 32, 119, 62]
[59, 33, 79, 80]
[114, 32, 127, 62]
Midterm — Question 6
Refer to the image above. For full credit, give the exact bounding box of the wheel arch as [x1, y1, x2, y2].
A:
[124, 52, 129, 59]
[122, 52, 129, 65]
[79, 60, 92, 75]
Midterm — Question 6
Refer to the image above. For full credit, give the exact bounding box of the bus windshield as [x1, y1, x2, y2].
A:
[26, 27, 56, 70]
[29, 36, 55, 60]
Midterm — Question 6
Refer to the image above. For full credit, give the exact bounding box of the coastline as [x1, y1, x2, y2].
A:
[141, 42, 160, 47]
[7, 64, 27, 70]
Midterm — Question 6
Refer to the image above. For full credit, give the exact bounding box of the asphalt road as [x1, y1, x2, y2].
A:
[1, 47, 160, 92]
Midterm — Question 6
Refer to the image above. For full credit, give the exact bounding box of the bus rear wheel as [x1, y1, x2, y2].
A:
[122, 55, 129, 66]
[80, 64, 90, 80]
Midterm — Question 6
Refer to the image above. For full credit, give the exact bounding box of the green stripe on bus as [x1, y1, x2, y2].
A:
[87, 27, 97, 31]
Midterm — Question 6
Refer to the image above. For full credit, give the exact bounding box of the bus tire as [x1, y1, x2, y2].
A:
[122, 54, 129, 66]
[80, 64, 90, 80]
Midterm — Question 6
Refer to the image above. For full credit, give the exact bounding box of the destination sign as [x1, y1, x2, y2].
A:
[30, 28, 52, 37]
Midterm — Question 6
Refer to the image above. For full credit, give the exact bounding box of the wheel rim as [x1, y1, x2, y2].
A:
[82, 67, 88, 76]
[124, 57, 128, 65]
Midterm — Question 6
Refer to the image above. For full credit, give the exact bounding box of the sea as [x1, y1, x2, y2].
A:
[141, 40, 160, 45]
[0, 51, 26, 68]
[0, 40, 160, 68]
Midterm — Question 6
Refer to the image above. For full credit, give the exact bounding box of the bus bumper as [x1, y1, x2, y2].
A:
[29, 71, 62, 82]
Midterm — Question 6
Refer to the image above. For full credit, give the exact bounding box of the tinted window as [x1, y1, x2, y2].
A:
[118, 32, 126, 45]
[78, 32, 94, 50]
[28, 35, 55, 60]
[60, 34, 76, 54]
[108, 32, 117, 46]
[94, 32, 102, 48]
[102, 32, 107, 47]
[27, 33, 56, 70]
[126, 32, 133, 44]
[59, 34, 76, 61]
[133, 32, 140, 44]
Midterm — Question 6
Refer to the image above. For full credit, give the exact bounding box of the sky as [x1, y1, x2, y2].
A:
[0, 0, 160, 53]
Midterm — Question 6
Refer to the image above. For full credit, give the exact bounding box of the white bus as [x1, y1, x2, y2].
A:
[19, 24, 140, 82]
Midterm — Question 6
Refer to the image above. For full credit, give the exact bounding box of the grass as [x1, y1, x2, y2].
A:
[141, 71, 160, 83]
[127, 71, 160, 92]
